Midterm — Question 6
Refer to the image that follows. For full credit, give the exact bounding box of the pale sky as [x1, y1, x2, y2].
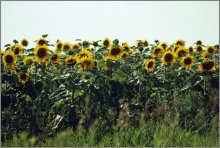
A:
[1, 1, 219, 49]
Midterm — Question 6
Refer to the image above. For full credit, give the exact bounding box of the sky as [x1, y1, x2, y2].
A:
[1, 1, 219, 49]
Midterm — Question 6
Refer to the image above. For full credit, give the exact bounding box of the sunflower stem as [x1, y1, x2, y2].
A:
[34, 63, 38, 85]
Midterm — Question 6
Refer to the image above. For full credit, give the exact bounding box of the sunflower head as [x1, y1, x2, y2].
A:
[78, 48, 92, 59]
[122, 43, 133, 54]
[72, 44, 81, 50]
[11, 44, 23, 56]
[188, 46, 194, 52]
[50, 53, 61, 65]
[23, 56, 34, 66]
[108, 45, 123, 60]
[196, 40, 202, 45]
[206, 46, 216, 54]
[102, 37, 111, 47]
[34, 45, 49, 63]
[82, 40, 90, 48]
[175, 47, 188, 60]
[21, 38, 29, 47]
[172, 46, 180, 53]
[160, 42, 168, 50]
[152, 46, 163, 58]
[181, 55, 194, 69]
[65, 56, 77, 66]
[56, 40, 63, 51]
[36, 38, 48, 46]
[161, 51, 176, 65]
[62, 42, 72, 52]
[196, 45, 203, 53]
[18, 73, 30, 84]
[136, 40, 143, 47]
[2, 51, 17, 71]
[78, 56, 95, 71]
[143, 40, 149, 47]
[144, 59, 156, 72]
[175, 39, 185, 47]
[199, 59, 216, 73]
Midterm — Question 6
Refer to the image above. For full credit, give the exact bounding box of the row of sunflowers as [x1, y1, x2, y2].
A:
[1, 35, 219, 85]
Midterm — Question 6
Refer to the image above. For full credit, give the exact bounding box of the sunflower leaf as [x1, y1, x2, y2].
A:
[4, 44, 11, 47]
[13, 40, 19, 44]
[42, 34, 48, 38]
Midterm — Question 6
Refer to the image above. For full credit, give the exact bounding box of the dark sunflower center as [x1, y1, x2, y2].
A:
[64, 45, 70, 50]
[164, 53, 173, 62]
[174, 47, 178, 52]
[51, 54, 58, 61]
[122, 53, 127, 58]
[14, 48, 20, 55]
[154, 48, 161, 54]
[110, 47, 121, 55]
[5, 55, 14, 64]
[83, 41, 89, 47]
[144, 41, 148, 46]
[39, 40, 46, 46]
[104, 40, 109, 46]
[20, 73, 27, 80]
[80, 54, 88, 58]
[189, 47, 193, 52]
[124, 46, 129, 51]
[202, 61, 214, 70]
[161, 44, 167, 49]
[147, 61, 154, 68]
[176, 41, 183, 46]
[196, 40, 202, 45]
[178, 50, 186, 57]
[197, 46, 202, 52]
[184, 57, 192, 65]
[83, 60, 91, 66]
[26, 59, 33, 65]
[37, 48, 47, 58]
[57, 43, 62, 49]
[67, 59, 76, 65]
[22, 40, 28, 46]
[208, 47, 214, 53]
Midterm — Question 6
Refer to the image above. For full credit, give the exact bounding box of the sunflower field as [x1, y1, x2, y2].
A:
[1, 34, 219, 146]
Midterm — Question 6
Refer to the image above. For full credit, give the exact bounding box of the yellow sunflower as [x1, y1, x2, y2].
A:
[172, 45, 180, 53]
[34, 45, 49, 63]
[2, 51, 17, 71]
[23, 56, 34, 67]
[195, 40, 202, 45]
[102, 37, 111, 47]
[18, 73, 30, 84]
[187, 46, 194, 52]
[175, 47, 188, 60]
[56, 40, 63, 51]
[21, 38, 29, 47]
[36, 38, 48, 46]
[122, 43, 133, 54]
[72, 44, 81, 50]
[78, 56, 95, 71]
[144, 59, 156, 72]
[143, 40, 149, 47]
[11, 44, 23, 56]
[65, 56, 77, 66]
[50, 53, 61, 65]
[108, 45, 123, 60]
[77, 48, 92, 59]
[152, 46, 163, 58]
[160, 42, 168, 51]
[62, 42, 72, 52]
[205, 46, 216, 54]
[199, 59, 216, 72]
[175, 39, 185, 47]
[181, 55, 194, 69]
[161, 51, 176, 65]
[136, 40, 143, 47]
[195, 45, 203, 53]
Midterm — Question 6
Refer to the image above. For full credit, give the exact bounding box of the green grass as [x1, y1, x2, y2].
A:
[2, 121, 219, 147]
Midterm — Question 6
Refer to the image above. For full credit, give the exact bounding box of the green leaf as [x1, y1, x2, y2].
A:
[4, 44, 11, 47]
[42, 34, 48, 38]
[180, 83, 191, 91]
[152, 87, 158, 91]
[150, 93, 156, 98]
[13, 40, 18, 44]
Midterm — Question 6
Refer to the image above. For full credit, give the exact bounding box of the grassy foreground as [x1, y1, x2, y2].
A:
[2, 121, 218, 147]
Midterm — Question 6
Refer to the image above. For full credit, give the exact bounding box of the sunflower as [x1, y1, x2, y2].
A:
[175, 39, 185, 47]
[77, 48, 92, 59]
[195, 45, 203, 53]
[2, 51, 17, 71]
[65, 56, 77, 66]
[175, 47, 188, 60]
[172, 45, 180, 53]
[78, 56, 95, 71]
[121, 52, 128, 58]
[102, 37, 111, 47]
[136, 40, 143, 47]
[205, 46, 215, 54]
[196, 40, 202, 45]
[82, 40, 90, 48]
[21, 38, 29, 47]
[50, 53, 61, 65]
[11, 44, 23, 56]
[144, 59, 156, 72]
[72, 44, 81, 50]
[34, 45, 49, 63]
[143, 40, 149, 47]
[160, 42, 168, 51]
[108, 45, 123, 60]
[18, 73, 30, 84]
[122, 43, 133, 54]
[152, 46, 163, 58]
[187, 46, 194, 52]
[62, 42, 72, 52]
[23, 56, 34, 66]
[36, 38, 48, 46]
[181, 55, 194, 69]
[199, 59, 216, 72]
[56, 40, 63, 51]
[161, 51, 176, 65]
